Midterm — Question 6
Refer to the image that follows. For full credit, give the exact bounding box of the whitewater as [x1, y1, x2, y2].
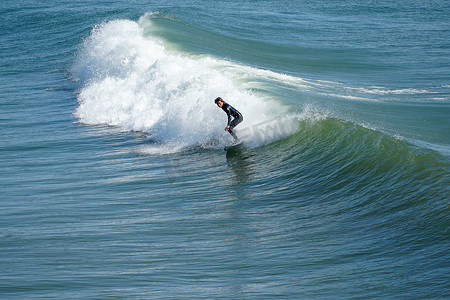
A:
[73, 17, 308, 153]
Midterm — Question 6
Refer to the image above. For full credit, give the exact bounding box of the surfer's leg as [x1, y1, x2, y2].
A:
[229, 117, 242, 143]
[232, 115, 243, 127]
[228, 127, 239, 142]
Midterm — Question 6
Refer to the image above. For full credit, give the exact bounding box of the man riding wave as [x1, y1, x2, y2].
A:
[215, 97, 243, 144]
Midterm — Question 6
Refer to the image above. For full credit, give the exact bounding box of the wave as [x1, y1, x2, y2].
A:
[72, 14, 450, 158]
[71, 17, 308, 154]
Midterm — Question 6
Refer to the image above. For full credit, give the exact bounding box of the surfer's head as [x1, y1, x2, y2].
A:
[215, 97, 224, 108]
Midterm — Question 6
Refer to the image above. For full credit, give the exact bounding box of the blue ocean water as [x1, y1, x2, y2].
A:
[1, 0, 449, 298]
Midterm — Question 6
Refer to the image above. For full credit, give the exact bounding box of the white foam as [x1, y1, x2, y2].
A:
[72, 18, 299, 153]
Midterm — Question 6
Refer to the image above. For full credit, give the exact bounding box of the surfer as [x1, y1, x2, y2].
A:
[215, 97, 243, 143]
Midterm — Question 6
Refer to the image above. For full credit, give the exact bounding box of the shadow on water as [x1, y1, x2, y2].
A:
[226, 146, 255, 185]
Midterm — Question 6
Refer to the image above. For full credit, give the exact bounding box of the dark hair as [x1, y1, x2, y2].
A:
[214, 97, 223, 104]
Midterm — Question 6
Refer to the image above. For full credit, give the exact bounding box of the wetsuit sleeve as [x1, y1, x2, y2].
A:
[226, 108, 232, 126]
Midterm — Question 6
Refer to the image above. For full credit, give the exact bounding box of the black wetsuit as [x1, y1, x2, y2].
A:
[221, 102, 243, 142]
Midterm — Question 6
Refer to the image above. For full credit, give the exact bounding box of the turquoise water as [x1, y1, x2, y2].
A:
[1, 0, 449, 298]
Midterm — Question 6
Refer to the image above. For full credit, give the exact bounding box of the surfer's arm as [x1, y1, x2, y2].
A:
[225, 114, 231, 131]
[225, 107, 232, 126]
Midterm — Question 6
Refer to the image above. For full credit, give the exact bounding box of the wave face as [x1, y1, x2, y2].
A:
[70, 13, 449, 212]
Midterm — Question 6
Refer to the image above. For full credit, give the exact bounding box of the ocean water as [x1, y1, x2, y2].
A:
[1, 0, 449, 298]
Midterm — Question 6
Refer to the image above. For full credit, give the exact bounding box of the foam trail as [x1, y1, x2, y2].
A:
[72, 17, 298, 153]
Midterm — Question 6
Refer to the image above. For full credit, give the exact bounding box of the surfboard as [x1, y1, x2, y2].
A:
[224, 141, 243, 151]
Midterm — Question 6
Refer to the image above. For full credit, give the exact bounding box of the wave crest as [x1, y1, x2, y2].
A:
[72, 18, 297, 153]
